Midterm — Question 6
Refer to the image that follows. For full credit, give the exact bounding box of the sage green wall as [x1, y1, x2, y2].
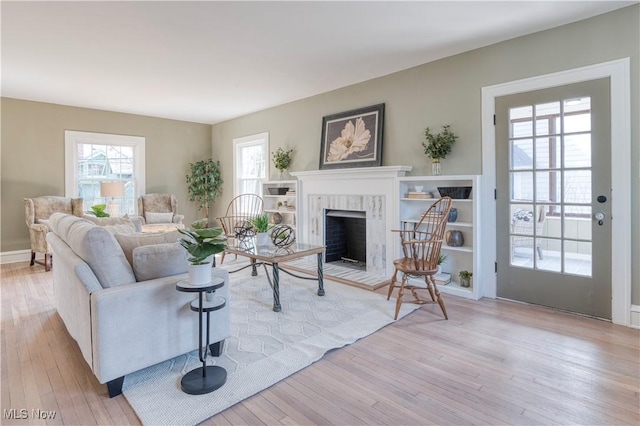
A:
[1, 98, 212, 252]
[211, 6, 639, 303]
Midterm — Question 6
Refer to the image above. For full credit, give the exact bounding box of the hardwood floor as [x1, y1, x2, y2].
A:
[2, 261, 639, 425]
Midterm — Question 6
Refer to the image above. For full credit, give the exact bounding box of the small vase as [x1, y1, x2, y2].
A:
[277, 169, 289, 180]
[460, 278, 471, 288]
[431, 159, 441, 176]
[448, 208, 458, 223]
[446, 230, 464, 247]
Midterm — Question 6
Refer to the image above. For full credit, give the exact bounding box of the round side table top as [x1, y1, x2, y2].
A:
[175, 276, 224, 293]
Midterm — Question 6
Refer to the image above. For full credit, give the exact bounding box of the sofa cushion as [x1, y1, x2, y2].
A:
[145, 212, 174, 224]
[132, 242, 188, 281]
[114, 231, 181, 266]
[83, 215, 141, 233]
[48, 213, 136, 288]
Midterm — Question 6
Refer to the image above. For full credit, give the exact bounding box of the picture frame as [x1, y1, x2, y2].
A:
[319, 103, 384, 170]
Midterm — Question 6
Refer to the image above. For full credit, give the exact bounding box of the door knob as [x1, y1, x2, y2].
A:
[594, 212, 605, 226]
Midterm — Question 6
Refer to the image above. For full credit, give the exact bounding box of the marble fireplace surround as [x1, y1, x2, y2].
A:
[291, 166, 411, 277]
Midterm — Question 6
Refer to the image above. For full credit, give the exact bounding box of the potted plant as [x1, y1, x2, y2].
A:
[186, 159, 223, 226]
[250, 213, 272, 246]
[421, 124, 458, 175]
[89, 204, 110, 217]
[271, 147, 293, 179]
[437, 254, 447, 274]
[459, 270, 473, 288]
[178, 227, 227, 285]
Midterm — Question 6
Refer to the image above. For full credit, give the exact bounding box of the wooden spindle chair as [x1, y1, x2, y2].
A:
[387, 196, 453, 320]
[216, 194, 264, 264]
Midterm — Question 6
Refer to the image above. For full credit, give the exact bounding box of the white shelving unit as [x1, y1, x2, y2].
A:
[398, 175, 481, 300]
[261, 180, 298, 230]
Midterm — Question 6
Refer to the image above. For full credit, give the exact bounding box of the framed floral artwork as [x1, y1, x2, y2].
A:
[319, 103, 384, 170]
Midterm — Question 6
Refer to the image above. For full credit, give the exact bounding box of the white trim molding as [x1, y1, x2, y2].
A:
[64, 130, 146, 206]
[631, 305, 640, 329]
[1, 250, 31, 265]
[481, 58, 632, 326]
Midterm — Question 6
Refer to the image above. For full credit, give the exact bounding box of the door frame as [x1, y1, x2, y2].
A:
[480, 58, 631, 326]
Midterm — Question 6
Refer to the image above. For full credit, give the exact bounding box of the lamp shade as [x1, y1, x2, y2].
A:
[100, 181, 125, 198]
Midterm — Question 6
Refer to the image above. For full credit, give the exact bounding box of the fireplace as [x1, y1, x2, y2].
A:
[324, 209, 367, 269]
[291, 166, 411, 277]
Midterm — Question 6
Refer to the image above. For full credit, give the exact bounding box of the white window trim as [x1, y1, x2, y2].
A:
[64, 130, 146, 211]
[481, 58, 631, 326]
[232, 131, 269, 196]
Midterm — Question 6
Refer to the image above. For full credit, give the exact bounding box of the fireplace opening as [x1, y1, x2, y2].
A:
[324, 209, 366, 270]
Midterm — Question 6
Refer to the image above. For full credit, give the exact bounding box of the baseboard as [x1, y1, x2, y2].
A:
[630, 305, 640, 329]
[1, 249, 31, 264]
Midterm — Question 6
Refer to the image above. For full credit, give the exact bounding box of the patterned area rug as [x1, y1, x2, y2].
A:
[122, 266, 416, 425]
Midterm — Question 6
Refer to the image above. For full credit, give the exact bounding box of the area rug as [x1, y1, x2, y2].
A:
[122, 267, 417, 425]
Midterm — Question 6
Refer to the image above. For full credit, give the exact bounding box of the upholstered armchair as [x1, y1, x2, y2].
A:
[137, 193, 185, 232]
[24, 196, 84, 271]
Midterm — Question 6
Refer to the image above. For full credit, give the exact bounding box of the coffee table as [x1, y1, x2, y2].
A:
[225, 241, 325, 312]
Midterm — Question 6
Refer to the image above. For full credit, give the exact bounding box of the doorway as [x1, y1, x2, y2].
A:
[480, 58, 631, 325]
[496, 79, 611, 318]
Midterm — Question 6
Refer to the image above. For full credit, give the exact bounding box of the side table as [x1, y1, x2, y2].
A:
[176, 277, 227, 395]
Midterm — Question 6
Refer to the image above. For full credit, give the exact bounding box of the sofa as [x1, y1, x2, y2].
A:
[46, 213, 231, 397]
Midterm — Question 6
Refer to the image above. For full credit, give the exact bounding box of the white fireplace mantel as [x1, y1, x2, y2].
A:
[291, 166, 412, 276]
[291, 165, 412, 181]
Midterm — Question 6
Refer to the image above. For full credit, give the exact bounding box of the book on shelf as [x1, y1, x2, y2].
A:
[285, 191, 296, 196]
[433, 271, 451, 285]
[406, 192, 428, 199]
[407, 192, 437, 199]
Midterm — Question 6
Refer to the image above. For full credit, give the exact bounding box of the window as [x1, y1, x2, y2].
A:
[233, 132, 268, 199]
[65, 131, 145, 215]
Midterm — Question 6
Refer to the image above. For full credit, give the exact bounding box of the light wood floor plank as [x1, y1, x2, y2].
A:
[1, 261, 638, 425]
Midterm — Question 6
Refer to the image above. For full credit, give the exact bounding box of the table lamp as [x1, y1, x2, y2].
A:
[100, 181, 125, 217]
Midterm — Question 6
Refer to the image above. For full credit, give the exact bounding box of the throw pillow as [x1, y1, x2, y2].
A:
[132, 242, 188, 281]
[145, 212, 174, 224]
[114, 231, 181, 266]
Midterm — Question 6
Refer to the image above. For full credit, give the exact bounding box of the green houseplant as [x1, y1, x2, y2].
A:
[271, 147, 293, 179]
[459, 270, 473, 288]
[186, 159, 223, 226]
[250, 213, 272, 246]
[178, 227, 227, 285]
[421, 124, 458, 175]
[90, 204, 110, 217]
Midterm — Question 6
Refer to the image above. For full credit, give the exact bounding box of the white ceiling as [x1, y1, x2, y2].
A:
[1, 1, 635, 124]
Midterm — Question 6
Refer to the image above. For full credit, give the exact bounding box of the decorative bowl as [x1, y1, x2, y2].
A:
[268, 187, 289, 195]
[437, 186, 472, 199]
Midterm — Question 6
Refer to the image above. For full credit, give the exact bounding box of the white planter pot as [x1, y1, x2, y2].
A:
[256, 232, 271, 246]
[188, 263, 211, 285]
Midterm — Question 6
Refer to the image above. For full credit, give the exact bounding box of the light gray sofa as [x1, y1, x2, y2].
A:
[46, 213, 230, 397]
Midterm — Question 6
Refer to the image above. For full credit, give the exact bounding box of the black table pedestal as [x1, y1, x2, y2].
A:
[176, 278, 226, 396]
[181, 365, 227, 395]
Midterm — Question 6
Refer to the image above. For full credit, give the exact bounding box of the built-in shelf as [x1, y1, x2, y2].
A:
[262, 180, 298, 229]
[398, 175, 481, 300]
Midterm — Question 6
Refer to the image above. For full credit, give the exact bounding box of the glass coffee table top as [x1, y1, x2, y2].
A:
[226, 241, 324, 261]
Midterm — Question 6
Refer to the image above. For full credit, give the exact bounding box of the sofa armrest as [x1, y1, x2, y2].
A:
[173, 214, 184, 225]
[47, 232, 102, 368]
[90, 269, 231, 384]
